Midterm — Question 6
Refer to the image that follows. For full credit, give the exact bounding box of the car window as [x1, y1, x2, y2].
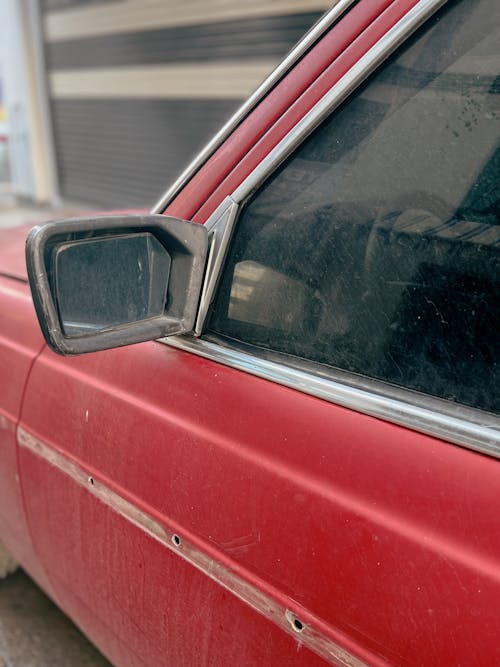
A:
[209, 0, 500, 415]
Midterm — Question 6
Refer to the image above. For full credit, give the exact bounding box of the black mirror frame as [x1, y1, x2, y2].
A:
[26, 214, 208, 355]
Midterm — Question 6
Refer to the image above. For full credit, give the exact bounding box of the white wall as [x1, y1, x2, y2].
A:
[0, 0, 57, 203]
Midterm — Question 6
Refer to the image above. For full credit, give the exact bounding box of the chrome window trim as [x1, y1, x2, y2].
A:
[150, 0, 357, 214]
[193, 0, 450, 335]
[230, 0, 449, 204]
[194, 196, 239, 335]
[164, 335, 500, 458]
[161, 0, 500, 458]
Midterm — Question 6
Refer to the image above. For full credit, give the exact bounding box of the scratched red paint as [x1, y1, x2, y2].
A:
[1, 1, 499, 665]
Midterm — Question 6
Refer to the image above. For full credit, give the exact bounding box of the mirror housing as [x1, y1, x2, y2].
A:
[26, 214, 208, 355]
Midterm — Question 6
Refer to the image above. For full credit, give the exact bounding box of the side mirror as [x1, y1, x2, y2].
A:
[26, 214, 208, 355]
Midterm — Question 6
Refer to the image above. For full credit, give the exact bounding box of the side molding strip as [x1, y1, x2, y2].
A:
[17, 425, 369, 667]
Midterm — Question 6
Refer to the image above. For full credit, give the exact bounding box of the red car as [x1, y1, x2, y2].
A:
[1, 0, 499, 664]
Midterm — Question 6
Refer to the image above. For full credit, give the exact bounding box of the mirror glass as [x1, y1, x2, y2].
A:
[54, 233, 171, 336]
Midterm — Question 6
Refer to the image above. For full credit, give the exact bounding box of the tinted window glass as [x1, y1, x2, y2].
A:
[210, 0, 499, 414]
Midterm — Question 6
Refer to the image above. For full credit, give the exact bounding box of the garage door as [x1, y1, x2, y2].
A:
[41, 0, 329, 208]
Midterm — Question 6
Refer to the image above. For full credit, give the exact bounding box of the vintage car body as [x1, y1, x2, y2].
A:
[0, 0, 499, 665]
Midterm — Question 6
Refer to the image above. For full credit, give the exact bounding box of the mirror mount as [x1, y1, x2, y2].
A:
[26, 214, 208, 355]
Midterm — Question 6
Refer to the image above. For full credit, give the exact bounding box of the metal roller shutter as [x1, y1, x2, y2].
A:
[41, 0, 330, 208]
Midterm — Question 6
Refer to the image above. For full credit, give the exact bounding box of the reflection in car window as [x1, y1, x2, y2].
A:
[210, 0, 499, 414]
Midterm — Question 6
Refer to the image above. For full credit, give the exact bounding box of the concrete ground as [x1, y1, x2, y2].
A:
[0, 182, 112, 665]
[0, 570, 111, 667]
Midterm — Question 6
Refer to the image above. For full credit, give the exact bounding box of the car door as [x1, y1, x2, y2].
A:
[0, 229, 55, 595]
[18, 0, 500, 665]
